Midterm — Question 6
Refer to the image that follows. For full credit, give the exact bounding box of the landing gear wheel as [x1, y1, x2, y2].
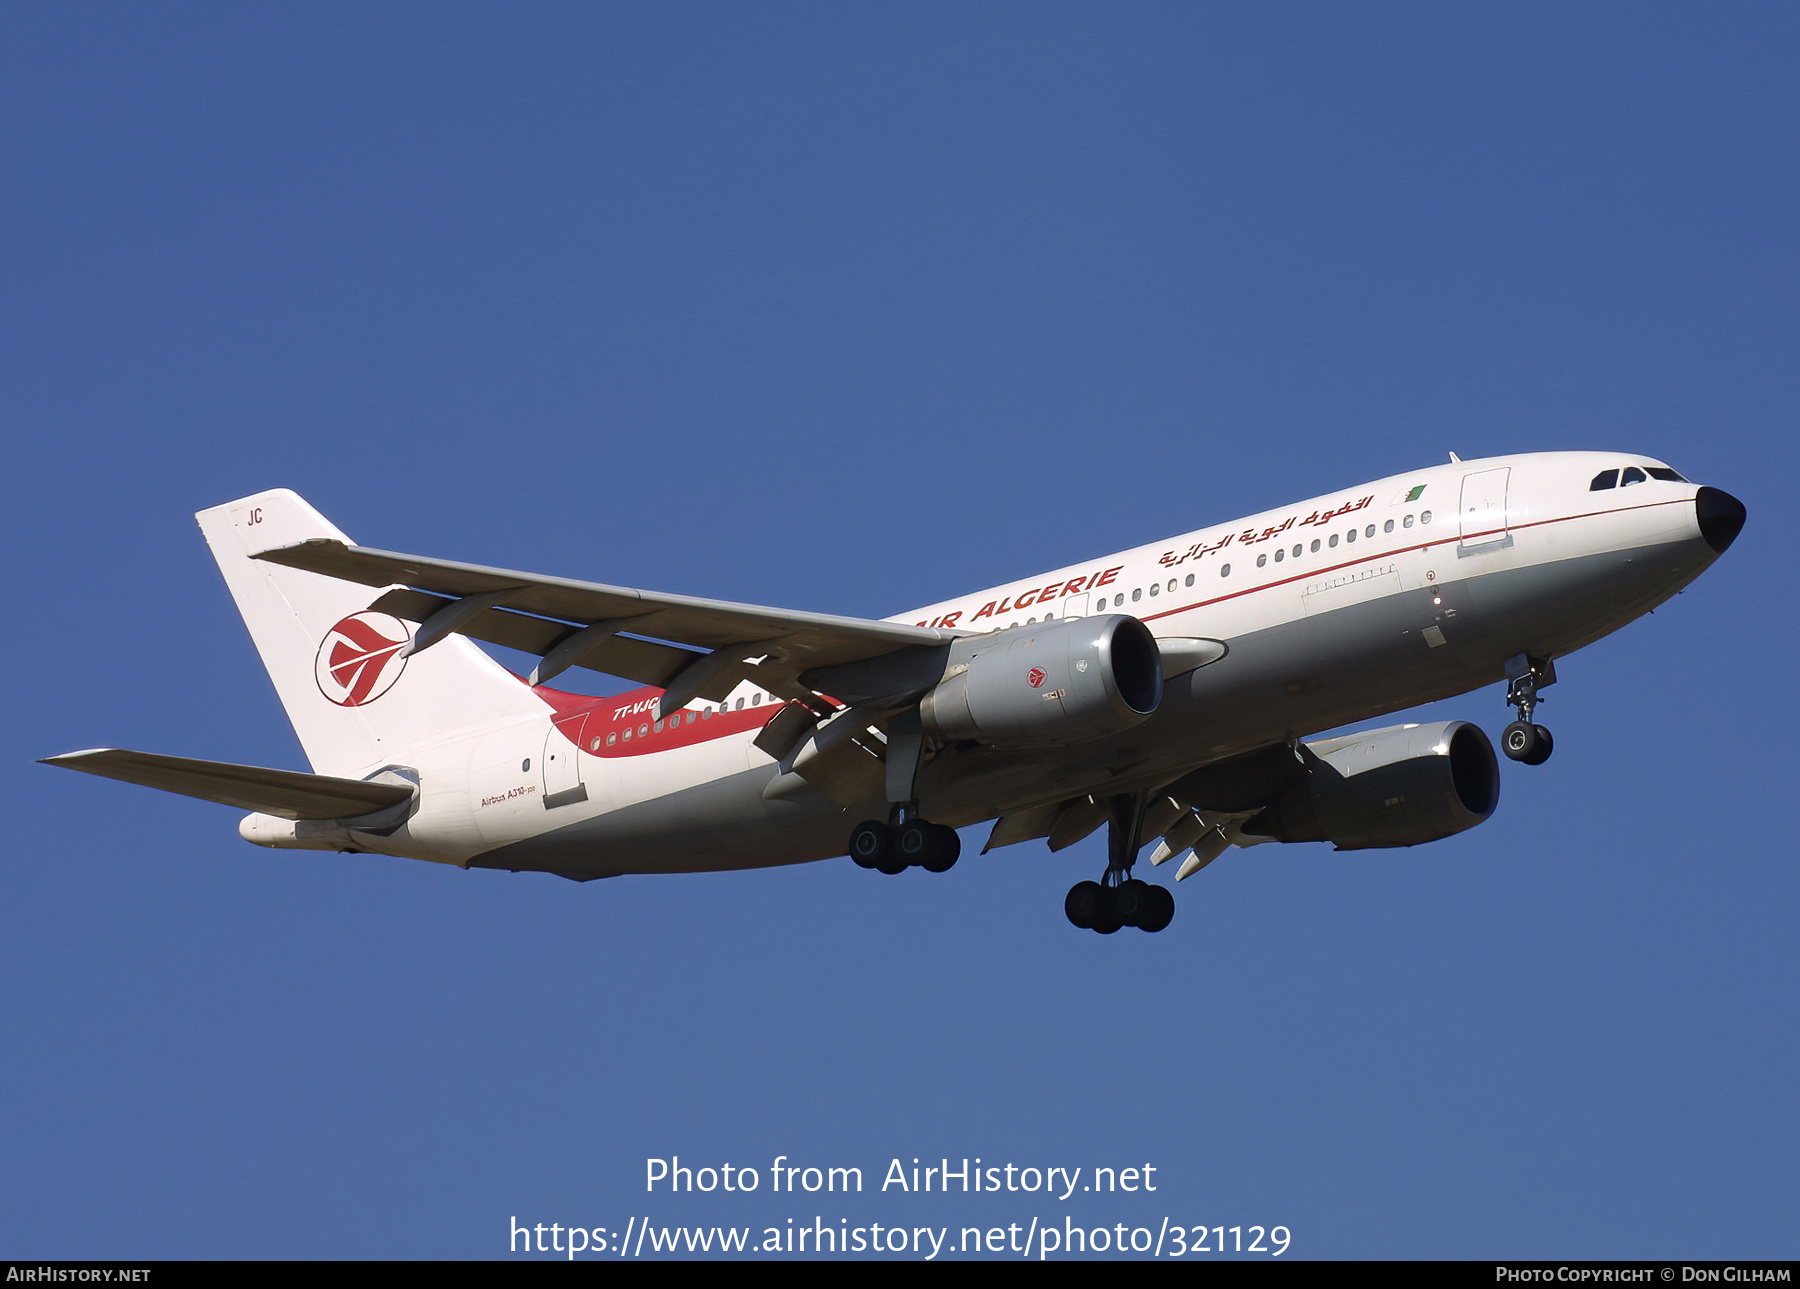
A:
[920, 824, 960, 873]
[1089, 885, 1122, 935]
[1522, 724, 1553, 766]
[849, 820, 893, 871]
[895, 821, 933, 865]
[1502, 721, 1541, 763]
[1065, 880, 1101, 929]
[1114, 878, 1152, 928]
[1137, 884, 1175, 933]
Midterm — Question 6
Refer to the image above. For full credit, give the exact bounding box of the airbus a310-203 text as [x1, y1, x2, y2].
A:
[46, 451, 1745, 934]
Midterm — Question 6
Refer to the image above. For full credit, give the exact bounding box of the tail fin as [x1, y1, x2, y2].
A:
[197, 490, 546, 778]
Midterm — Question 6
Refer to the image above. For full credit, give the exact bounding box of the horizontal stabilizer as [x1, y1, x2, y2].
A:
[41, 749, 414, 821]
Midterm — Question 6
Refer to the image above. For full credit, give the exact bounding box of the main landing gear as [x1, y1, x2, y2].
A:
[1063, 793, 1174, 934]
[1502, 653, 1556, 766]
[849, 810, 961, 876]
[849, 711, 962, 875]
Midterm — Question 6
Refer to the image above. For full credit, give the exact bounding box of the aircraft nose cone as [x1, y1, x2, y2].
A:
[1696, 487, 1747, 554]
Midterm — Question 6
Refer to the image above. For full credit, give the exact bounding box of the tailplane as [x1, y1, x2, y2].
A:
[196, 490, 546, 778]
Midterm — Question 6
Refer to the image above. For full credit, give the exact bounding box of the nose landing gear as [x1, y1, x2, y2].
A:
[1502, 653, 1556, 765]
[1063, 793, 1175, 934]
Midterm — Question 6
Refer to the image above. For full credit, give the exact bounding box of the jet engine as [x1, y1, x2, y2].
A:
[1242, 720, 1499, 850]
[918, 615, 1163, 746]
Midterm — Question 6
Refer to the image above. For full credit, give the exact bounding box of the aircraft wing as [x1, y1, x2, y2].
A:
[41, 749, 415, 820]
[253, 538, 960, 715]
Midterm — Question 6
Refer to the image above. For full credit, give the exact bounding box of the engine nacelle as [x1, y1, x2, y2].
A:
[1245, 720, 1499, 850]
[918, 615, 1163, 746]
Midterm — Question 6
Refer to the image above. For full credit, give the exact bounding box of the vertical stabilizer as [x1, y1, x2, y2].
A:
[196, 490, 546, 778]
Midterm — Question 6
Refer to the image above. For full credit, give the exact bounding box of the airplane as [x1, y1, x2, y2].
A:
[43, 451, 1745, 935]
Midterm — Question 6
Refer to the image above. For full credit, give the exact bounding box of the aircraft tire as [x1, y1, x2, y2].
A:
[1137, 885, 1175, 933]
[1522, 724, 1554, 766]
[920, 824, 960, 873]
[895, 821, 933, 865]
[1064, 881, 1101, 929]
[849, 820, 891, 869]
[1090, 886, 1123, 935]
[1115, 878, 1152, 928]
[1501, 720, 1540, 762]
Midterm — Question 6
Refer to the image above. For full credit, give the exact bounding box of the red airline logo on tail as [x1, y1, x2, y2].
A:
[314, 613, 410, 707]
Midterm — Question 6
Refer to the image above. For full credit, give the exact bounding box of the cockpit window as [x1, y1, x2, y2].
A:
[1647, 467, 1688, 483]
[1621, 466, 1647, 486]
[1590, 470, 1619, 491]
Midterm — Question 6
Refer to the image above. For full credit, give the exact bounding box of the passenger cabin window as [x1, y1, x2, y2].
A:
[1346, 528, 1357, 543]
[1621, 466, 1647, 486]
[1257, 554, 1267, 568]
[1148, 584, 1158, 597]
[1132, 588, 1143, 602]
[1590, 469, 1619, 490]
[1310, 539, 1320, 553]
[1221, 563, 1231, 576]
[1185, 573, 1195, 587]
[1364, 524, 1375, 538]
[1329, 534, 1339, 547]
[1291, 544, 1301, 557]
[1403, 514, 1414, 528]
[1274, 549, 1285, 562]
[1421, 510, 1432, 524]
[1384, 520, 1395, 533]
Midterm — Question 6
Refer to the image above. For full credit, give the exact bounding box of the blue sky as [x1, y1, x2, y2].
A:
[2, 3, 1794, 1260]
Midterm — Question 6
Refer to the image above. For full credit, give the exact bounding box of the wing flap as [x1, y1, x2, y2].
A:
[981, 802, 1064, 853]
[41, 749, 414, 821]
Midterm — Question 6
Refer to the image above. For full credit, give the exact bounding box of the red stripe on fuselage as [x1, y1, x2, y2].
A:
[530, 682, 783, 758]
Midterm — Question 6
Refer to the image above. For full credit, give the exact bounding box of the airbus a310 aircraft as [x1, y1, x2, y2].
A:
[46, 451, 1744, 934]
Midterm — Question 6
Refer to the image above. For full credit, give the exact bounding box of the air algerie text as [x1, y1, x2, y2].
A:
[918, 566, 1126, 628]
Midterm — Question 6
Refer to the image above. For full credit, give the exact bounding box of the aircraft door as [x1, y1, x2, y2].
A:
[1458, 468, 1513, 556]
[541, 718, 588, 809]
